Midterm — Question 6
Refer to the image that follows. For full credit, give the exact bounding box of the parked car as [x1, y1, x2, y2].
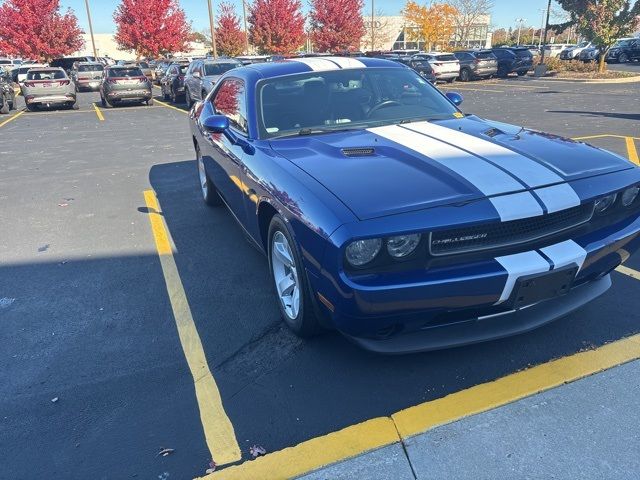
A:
[137, 61, 154, 78]
[453, 50, 498, 81]
[0, 67, 17, 114]
[559, 41, 592, 60]
[184, 58, 242, 106]
[20, 67, 77, 111]
[491, 47, 533, 77]
[99, 65, 153, 107]
[0, 58, 12, 66]
[160, 62, 190, 103]
[189, 56, 640, 352]
[50, 56, 96, 73]
[153, 60, 171, 84]
[394, 56, 436, 84]
[70, 62, 104, 91]
[606, 38, 640, 63]
[14, 64, 47, 84]
[579, 46, 602, 63]
[412, 53, 460, 82]
[542, 44, 575, 58]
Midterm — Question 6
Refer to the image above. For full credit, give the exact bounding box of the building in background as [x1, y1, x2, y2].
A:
[72, 33, 208, 60]
[362, 15, 491, 51]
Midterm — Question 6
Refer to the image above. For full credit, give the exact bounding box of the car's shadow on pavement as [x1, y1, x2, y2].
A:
[148, 159, 640, 458]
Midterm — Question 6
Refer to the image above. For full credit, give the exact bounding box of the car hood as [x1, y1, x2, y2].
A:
[269, 116, 633, 220]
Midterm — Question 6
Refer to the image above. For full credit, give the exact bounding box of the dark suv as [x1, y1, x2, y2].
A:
[453, 50, 498, 81]
[606, 38, 640, 63]
[0, 67, 17, 114]
[391, 56, 436, 84]
[491, 47, 533, 77]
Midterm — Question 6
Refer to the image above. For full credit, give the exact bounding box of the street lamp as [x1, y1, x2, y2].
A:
[84, 0, 98, 59]
[242, 0, 250, 55]
[515, 18, 526, 46]
[207, 0, 218, 58]
[371, 0, 375, 52]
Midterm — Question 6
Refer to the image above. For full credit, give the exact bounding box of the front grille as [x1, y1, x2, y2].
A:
[429, 202, 594, 256]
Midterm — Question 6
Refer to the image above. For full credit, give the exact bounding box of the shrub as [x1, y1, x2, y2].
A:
[543, 57, 598, 73]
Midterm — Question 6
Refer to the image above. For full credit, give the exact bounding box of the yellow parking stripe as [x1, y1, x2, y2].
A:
[154, 97, 188, 114]
[0, 110, 24, 128]
[93, 103, 104, 121]
[616, 265, 640, 279]
[573, 134, 640, 141]
[625, 137, 639, 164]
[143, 190, 241, 466]
[202, 334, 640, 479]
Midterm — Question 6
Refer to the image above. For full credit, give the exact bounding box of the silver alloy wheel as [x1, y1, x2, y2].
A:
[271, 231, 300, 320]
[197, 149, 208, 198]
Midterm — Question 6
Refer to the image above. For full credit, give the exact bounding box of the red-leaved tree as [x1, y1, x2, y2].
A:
[216, 1, 246, 56]
[113, 0, 192, 58]
[309, 0, 365, 52]
[0, 0, 84, 61]
[248, 0, 306, 54]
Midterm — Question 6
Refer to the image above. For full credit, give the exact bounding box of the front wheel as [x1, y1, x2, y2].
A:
[0, 95, 8, 114]
[619, 53, 629, 63]
[268, 214, 320, 337]
[196, 143, 222, 206]
[459, 68, 471, 82]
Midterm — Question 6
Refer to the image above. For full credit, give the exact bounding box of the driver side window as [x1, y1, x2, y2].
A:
[211, 78, 248, 135]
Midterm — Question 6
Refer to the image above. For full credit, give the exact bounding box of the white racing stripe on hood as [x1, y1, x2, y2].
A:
[369, 125, 543, 221]
[534, 184, 581, 213]
[291, 58, 341, 71]
[326, 57, 366, 69]
[402, 121, 565, 187]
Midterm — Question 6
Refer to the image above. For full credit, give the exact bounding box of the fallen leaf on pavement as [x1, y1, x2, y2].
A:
[249, 445, 266, 458]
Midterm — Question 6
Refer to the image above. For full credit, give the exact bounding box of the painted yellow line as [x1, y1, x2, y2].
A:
[626, 137, 639, 165]
[573, 134, 640, 141]
[154, 97, 188, 114]
[484, 82, 550, 89]
[616, 265, 640, 279]
[0, 110, 24, 128]
[202, 334, 640, 479]
[93, 102, 104, 121]
[439, 85, 505, 93]
[143, 190, 241, 465]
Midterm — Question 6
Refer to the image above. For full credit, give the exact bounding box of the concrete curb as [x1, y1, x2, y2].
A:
[532, 74, 640, 84]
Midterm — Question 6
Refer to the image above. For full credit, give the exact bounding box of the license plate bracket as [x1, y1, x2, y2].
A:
[508, 265, 578, 309]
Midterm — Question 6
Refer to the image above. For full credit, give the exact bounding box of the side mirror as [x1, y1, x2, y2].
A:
[445, 91, 463, 106]
[202, 114, 229, 133]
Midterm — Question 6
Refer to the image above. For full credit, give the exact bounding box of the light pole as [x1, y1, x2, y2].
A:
[371, 0, 375, 51]
[539, 0, 552, 63]
[242, 0, 250, 55]
[515, 18, 526, 46]
[537, 8, 546, 48]
[84, 0, 98, 59]
[207, 0, 218, 58]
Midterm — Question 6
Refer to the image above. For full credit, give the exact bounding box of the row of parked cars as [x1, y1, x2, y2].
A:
[554, 38, 640, 63]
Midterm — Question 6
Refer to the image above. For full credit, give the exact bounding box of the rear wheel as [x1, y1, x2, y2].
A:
[459, 68, 471, 82]
[9, 98, 16, 110]
[100, 94, 106, 107]
[196, 143, 222, 207]
[26, 103, 37, 112]
[619, 53, 629, 63]
[71, 99, 79, 110]
[0, 94, 8, 114]
[146, 98, 154, 106]
[268, 214, 320, 337]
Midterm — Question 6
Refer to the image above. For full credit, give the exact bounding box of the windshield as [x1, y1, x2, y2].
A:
[139, 62, 149, 68]
[78, 64, 103, 72]
[109, 67, 143, 77]
[26, 70, 66, 80]
[259, 68, 459, 139]
[204, 63, 238, 76]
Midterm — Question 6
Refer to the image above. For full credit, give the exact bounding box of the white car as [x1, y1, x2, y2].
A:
[543, 44, 575, 58]
[15, 64, 48, 84]
[559, 41, 593, 60]
[413, 52, 460, 83]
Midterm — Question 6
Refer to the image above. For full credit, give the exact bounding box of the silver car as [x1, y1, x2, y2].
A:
[183, 59, 242, 106]
[99, 65, 153, 107]
[21, 67, 77, 110]
[70, 62, 104, 91]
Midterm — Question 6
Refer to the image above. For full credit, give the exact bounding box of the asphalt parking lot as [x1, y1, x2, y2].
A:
[1, 77, 639, 479]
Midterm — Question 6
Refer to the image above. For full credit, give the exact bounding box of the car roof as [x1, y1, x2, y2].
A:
[241, 56, 403, 79]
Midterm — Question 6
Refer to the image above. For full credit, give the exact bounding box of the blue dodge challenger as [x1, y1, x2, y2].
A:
[188, 56, 640, 353]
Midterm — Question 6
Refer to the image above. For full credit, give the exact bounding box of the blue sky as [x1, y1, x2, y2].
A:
[60, 0, 562, 34]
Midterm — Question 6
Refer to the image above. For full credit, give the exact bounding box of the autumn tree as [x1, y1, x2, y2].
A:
[309, 0, 366, 52]
[449, 0, 493, 47]
[248, 0, 306, 54]
[555, 0, 640, 72]
[0, 0, 84, 61]
[216, 1, 247, 56]
[113, 0, 192, 58]
[403, 1, 459, 51]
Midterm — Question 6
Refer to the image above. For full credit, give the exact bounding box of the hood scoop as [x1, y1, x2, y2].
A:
[341, 147, 375, 157]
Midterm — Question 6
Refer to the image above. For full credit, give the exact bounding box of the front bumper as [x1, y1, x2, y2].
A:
[318, 214, 640, 353]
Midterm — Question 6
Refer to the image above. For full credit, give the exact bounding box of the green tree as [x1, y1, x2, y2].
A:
[555, 0, 640, 72]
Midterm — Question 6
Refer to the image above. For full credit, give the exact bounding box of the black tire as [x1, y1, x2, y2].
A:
[201, 90, 208, 101]
[459, 68, 471, 82]
[147, 98, 154, 106]
[101, 94, 106, 107]
[170, 87, 177, 103]
[9, 99, 16, 111]
[268, 214, 320, 337]
[71, 100, 79, 110]
[619, 53, 628, 63]
[185, 88, 193, 107]
[0, 95, 8, 114]
[26, 103, 37, 111]
[196, 143, 222, 207]
[446, 77, 455, 83]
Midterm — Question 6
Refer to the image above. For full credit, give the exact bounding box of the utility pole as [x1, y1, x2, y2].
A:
[242, 0, 250, 55]
[84, 0, 98, 59]
[515, 18, 526, 46]
[207, 0, 218, 58]
[539, 0, 552, 63]
[371, 0, 375, 51]
[537, 8, 546, 48]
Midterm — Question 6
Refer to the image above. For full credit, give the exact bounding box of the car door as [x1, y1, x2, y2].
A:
[202, 77, 249, 223]
[185, 61, 199, 99]
[631, 40, 640, 60]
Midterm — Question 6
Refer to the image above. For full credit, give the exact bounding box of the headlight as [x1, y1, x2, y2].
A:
[594, 193, 617, 214]
[621, 186, 640, 207]
[345, 238, 382, 266]
[387, 234, 421, 258]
